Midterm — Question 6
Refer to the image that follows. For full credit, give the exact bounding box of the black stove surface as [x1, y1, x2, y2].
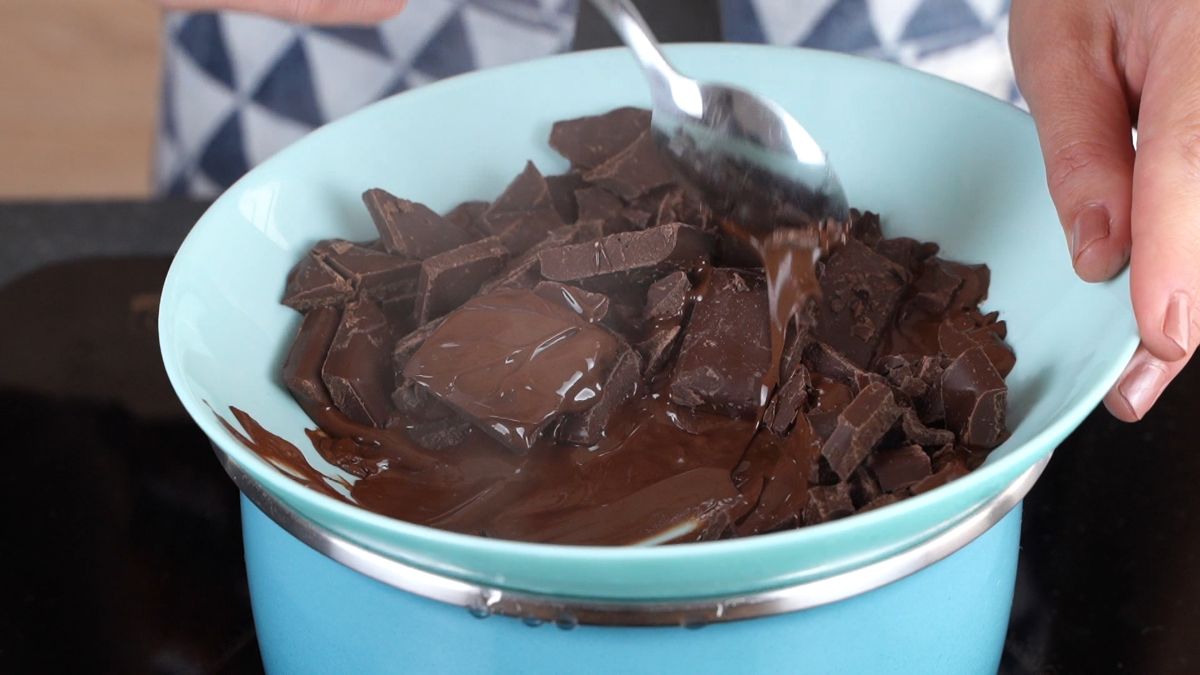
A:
[1, 202, 1197, 674]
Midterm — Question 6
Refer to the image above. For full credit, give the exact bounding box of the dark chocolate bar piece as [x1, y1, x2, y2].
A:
[404, 289, 622, 452]
[557, 346, 641, 445]
[763, 365, 811, 435]
[414, 236, 508, 324]
[321, 297, 394, 428]
[444, 200, 490, 238]
[942, 346, 1007, 449]
[482, 162, 565, 253]
[867, 444, 932, 492]
[583, 129, 675, 200]
[480, 225, 577, 294]
[322, 240, 420, 299]
[669, 269, 771, 416]
[643, 270, 692, 321]
[282, 253, 353, 311]
[282, 305, 341, 414]
[814, 239, 909, 367]
[821, 382, 901, 480]
[538, 223, 713, 282]
[548, 107, 651, 170]
[363, 189, 474, 259]
[534, 281, 610, 323]
[546, 173, 585, 224]
[804, 483, 854, 525]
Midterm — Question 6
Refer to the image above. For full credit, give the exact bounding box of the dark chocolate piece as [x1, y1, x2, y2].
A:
[363, 189, 474, 259]
[548, 107, 651, 170]
[874, 237, 938, 275]
[557, 346, 641, 445]
[534, 281, 610, 323]
[859, 493, 899, 512]
[322, 240, 420, 299]
[912, 258, 964, 314]
[479, 225, 577, 294]
[849, 209, 882, 247]
[282, 305, 341, 414]
[638, 324, 682, 379]
[404, 289, 621, 452]
[803, 483, 854, 525]
[444, 200, 490, 237]
[583, 129, 675, 200]
[669, 269, 771, 415]
[868, 444, 932, 492]
[849, 467, 882, 507]
[942, 347, 1007, 449]
[321, 297, 394, 428]
[539, 223, 713, 282]
[899, 408, 956, 447]
[821, 382, 901, 480]
[909, 460, 969, 496]
[406, 418, 473, 451]
[546, 173, 585, 224]
[482, 162, 565, 253]
[574, 186, 626, 229]
[282, 253, 353, 311]
[814, 239, 908, 367]
[763, 365, 810, 435]
[414, 236, 508, 324]
[643, 270, 692, 321]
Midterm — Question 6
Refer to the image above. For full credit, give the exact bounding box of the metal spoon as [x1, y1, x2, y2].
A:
[589, 0, 850, 236]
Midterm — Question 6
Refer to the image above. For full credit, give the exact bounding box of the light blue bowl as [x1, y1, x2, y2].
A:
[159, 44, 1137, 601]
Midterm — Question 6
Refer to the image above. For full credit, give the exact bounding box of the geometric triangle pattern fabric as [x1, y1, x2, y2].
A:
[157, 0, 1018, 198]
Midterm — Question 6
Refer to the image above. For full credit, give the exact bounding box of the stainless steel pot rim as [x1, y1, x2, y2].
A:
[223, 450, 1047, 627]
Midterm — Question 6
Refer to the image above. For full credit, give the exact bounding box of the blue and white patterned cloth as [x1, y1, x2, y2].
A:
[158, 0, 1016, 197]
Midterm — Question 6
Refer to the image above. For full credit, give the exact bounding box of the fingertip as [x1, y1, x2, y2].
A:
[1103, 388, 1142, 422]
[1072, 238, 1129, 282]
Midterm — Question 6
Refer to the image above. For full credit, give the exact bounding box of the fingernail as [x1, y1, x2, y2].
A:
[1071, 205, 1110, 263]
[1117, 358, 1170, 420]
[1162, 291, 1190, 358]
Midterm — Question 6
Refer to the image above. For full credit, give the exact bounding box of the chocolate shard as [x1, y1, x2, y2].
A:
[803, 483, 855, 525]
[321, 297, 395, 428]
[480, 225, 577, 294]
[814, 238, 909, 367]
[874, 237, 939, 275]
[406, 418, 473, 451]
[805, 341, 873, 392]
[534, 281, 610, 323]
[763, 365, 811, 435]
[282, 305, 341, 415]
[899, 408, 956, 447]
[557, 346, 641, 445]
[282, 252, 354, 311]
[909, 459, 969, 496]
[637, 324, 682, 379]
[546, 173, 585, 223]
[583, 129, 675, 200]
[943, 261, 991, 310]
[322, 240, 420, 299]
[414, 236, 508, 324]
[404, 289, 622, 452]
[643, 270, 692, 321]
[538, 223, 713, 282]
[868, 444, 932, 492]
[849, 209, 883, 247]
[362, 189, 474, 259]
[859, 493, 899, 513]
[821, 382, 901, 480]
[548, 106, 651, 170]
[848, 467, 882, 508]
[669, 269, 771, 416]
[879, 354, 928, 399]
[915, 355, 950, 423]
[574, 186, 626, 229]
[912, 258, 964, 314]
[482, 162, 565, 253]
[942, 346, 1007, 449]
[444, 200, 490, 238]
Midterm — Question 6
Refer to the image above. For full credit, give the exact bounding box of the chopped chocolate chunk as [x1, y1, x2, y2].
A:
[849, 467, 882, 507]
[912, 258, 964, 314]
[849, 209, 882, 247]
[763, 365, 810, 435]
[414, 236, 507, 324]
[638, 324, 682, 379]
[545, 173, 584, 223]
[821, 382, 901, 480]
[804, 483, 854, 525]
[670, 269, 771, 415]
[321, 297, 394, 428]
[557, 346, 641, 445]
[392, 316, 446, 374]
[282, 305, 341, 414]
[874, 237, 938, 275]
[322, 240, 420, 299]
[583, 130, 675, 200]
[944, 261, 990, 310]
[480, 225, 577, 294]
[899, 408, 956, 447]
[534, 281, 609, 323]
[538, 223, 713, 282]
[859, 493, 899, 512]
[548, 106, 650, 170]
[942, 347, 1007, 449]
[815, 239, 909, 367]
[643, 270, 692, 321]
[805, 341, 873, 391]
[406, 418, 473, 451]
[444, 200, 490, 237]
[363, 189, 474, 259]
[868, 444, 932, 492]
[282, 252, 353, 311]
[482, 162, 564, 253]
[909, 460, 969, 496]
[574, 186, 626, 228]
[404, 289, 621, 452]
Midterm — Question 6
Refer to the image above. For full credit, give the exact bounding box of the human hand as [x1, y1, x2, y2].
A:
[1010, 0, 1199, 421]
[158, 0, 407, 24]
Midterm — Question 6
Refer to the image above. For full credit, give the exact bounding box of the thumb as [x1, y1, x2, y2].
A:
[1010, 0, 1134, 282]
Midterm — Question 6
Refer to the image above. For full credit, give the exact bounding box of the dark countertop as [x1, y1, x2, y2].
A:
[1, 201, 1197, 674]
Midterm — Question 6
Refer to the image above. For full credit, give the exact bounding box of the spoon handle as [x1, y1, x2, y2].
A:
[588, 0, 680, 92]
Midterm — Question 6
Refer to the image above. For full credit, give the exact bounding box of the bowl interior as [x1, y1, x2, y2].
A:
[160, 45, 1137, 600]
